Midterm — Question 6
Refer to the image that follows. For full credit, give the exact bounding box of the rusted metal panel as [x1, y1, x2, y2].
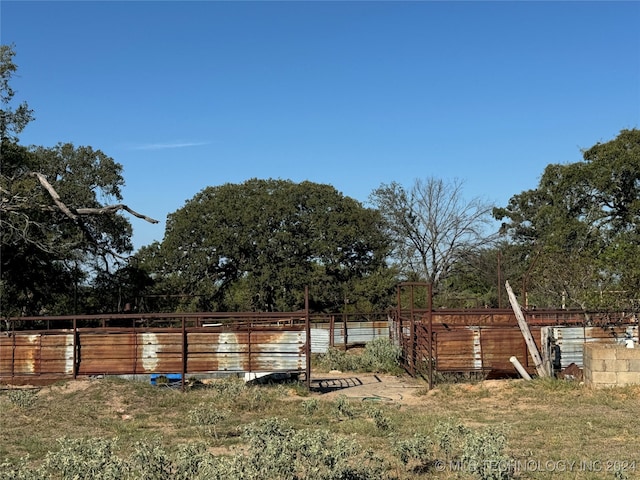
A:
[135, 331, 183, 374]
[40, 333, 74, 374]
[431, 311, 516, 327]
[187, 330, 306, 373]
[422, 309, 606, 328]
[187, 355, 305, 373]
[1, 313, 311, 384]
[480, 327, 532, 375]
[1, 333, 75, 376]
[414, 324, 546, 376]
[75, 331, 174, 375]
[68, 329, 306, 375]
[0, 333, 39, 375]
[0, 337, 10, 373]
[432, 327, 479, 372]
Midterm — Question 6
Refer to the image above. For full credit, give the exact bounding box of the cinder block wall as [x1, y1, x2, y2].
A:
[584, 344, 640, 388]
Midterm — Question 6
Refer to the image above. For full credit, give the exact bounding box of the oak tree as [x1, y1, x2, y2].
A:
[493, 129, 640, 310]
[146, 179, 394, 312]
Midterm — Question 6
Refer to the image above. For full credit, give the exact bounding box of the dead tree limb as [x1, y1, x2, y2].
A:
[30, 172, 78, 220]
[26, 172, 159, 223]
[75, 205, 159, 223]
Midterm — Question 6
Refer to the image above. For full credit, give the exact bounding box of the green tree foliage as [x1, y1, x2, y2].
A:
[438, 244, 521, 308]
[493, 129, 640, 310]
[0, 45, 156, 317]
[145, 179, 395, 312]
[1, 143, 140, 316]
[0, 44, 34, 142]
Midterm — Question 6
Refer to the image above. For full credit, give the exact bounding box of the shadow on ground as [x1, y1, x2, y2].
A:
[310, 375, 382, 393]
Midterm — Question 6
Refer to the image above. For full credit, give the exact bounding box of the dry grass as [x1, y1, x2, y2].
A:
[1, 374, 639, 479]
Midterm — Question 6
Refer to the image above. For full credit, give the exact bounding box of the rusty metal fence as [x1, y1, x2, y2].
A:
[392, 307, 639, 383]
[1, 311, 312, 388]
[4, 304, 637, 387]
[0, 309, 393, 387]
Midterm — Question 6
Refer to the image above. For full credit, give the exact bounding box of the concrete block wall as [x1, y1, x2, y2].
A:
[584, 344, 640, 388]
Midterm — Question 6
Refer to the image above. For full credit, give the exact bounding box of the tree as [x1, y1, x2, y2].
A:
[370, 177, 497, 299]
[493, 129, 640, 310]
[145, 179, 395, 312]
[0, 44, 34, 143]
[0, 45, 157, 317]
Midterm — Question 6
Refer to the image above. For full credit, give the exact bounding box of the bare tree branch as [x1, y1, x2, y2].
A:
[1, 172, 159, 224]
[75, 205, 159, 224]
[29, 172, 78, 220]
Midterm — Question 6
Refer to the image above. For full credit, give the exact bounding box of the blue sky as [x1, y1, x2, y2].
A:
[2, 1, 639, 251]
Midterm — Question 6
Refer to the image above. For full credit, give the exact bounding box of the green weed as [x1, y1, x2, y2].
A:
[7, 389, 38, 409]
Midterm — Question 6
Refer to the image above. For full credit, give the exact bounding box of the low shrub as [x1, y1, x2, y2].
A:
[361, 338, 403, 374]
[7, 389, 38, 409]
[187, 403, 229, 439]
[315, 338, 402, 374]
[392, 433, 433, 469]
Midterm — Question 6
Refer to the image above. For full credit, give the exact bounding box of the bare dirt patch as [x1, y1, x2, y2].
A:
[37, 379, 94, 397]
[309, 371, 428, 405]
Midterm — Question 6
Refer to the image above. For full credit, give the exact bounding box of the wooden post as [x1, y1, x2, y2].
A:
[505, 281, 547, 377]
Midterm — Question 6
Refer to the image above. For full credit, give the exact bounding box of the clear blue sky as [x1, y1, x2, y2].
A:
[2, 1, 639, 251]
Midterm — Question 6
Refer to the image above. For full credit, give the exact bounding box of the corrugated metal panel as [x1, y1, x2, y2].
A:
[1, 332, 76, 376]
[187, 330, 305, 373]
[545, 325, 640, 369]
[1, 327, 307, 380]
[308, 321, 389, 352]
[431, 311, 516, 326]
[0, 333, 39, 375]
[41, 333, 74, 374]
[422, 325, 545, 375]
[310, 328, 330, 353]
[432, 327, 479, 371]
[332, 321, 388, 346]
[480, 327, 538, 374]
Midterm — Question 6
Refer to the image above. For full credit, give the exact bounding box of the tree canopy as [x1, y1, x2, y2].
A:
[141, 179, 395, 312]
[493, 129, 640, 310]
[0, 44, 157, 317]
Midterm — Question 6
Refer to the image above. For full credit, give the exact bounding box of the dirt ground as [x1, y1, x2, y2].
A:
[15, 372, 509, 408]
[309, 371, 432, 405]
[308, 371, 516, 406]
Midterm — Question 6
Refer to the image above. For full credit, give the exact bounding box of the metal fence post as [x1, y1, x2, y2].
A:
[181, 316, 187, 392]
[305, 286, 311, 390]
